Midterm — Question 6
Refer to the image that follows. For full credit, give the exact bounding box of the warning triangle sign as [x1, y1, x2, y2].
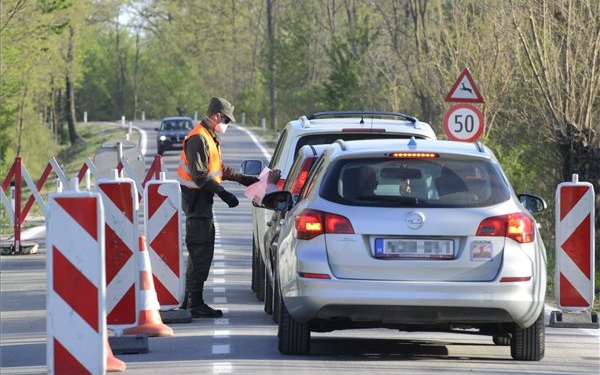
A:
[445, 68, 484, 103]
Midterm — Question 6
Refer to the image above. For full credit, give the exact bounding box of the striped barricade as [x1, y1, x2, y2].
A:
[144, 173, 189, 323]
[46, 180, 107, 374]
[551, 174, 597, 328]
[95, 172, 140, 332]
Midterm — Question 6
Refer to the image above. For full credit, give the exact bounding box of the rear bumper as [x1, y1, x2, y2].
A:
[282, 277, 545, 329]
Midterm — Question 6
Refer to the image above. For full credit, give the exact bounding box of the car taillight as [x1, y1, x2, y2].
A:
[294, 209, 354, 240]
[389, 152, 438, 158]
[476, 212, 535, 243]
[290, 158, 315, 195]
[276, 179, 286, 190]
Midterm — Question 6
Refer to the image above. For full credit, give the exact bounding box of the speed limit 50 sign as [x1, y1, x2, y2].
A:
[443, 103, 484, 142]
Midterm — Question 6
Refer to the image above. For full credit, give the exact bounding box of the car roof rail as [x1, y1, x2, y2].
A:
[334, 139, 347, 151]
[475, 141, 485, 153]
[298, 115, 311, 128]
[307, 110, 417, 124]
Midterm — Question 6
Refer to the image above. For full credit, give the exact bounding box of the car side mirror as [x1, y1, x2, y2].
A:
[518, 193, 547, 214]
[261, 191, 293, 212]
[241, 160, 263, 176]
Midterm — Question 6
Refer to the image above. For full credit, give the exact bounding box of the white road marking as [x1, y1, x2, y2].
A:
[214, 330, 231, 338]
[212, 345, 230, 355]
[212, 362, 232, 373]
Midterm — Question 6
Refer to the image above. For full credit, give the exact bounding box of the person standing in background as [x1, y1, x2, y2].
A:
[177, 97, 258, 318]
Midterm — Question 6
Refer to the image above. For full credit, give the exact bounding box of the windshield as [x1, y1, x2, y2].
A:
[161, 119, 194, 131]
[321, 157, 510, 208]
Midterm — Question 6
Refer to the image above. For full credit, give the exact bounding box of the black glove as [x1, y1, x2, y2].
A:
[239, 175, 260, 187]
[217, 190, 239, 208]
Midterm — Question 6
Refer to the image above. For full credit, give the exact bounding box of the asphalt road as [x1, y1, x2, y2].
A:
[1, 122, 598, 374]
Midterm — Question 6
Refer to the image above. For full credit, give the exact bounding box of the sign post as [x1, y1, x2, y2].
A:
[444, 68, 485, 103]
[443, 103, 484, 142]
[444, 68, 485, 142]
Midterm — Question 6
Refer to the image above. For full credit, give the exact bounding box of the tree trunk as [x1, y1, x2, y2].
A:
[266, 0, 277, 130]
[65, 75, 83, 145]
[66, 26, 83, 145]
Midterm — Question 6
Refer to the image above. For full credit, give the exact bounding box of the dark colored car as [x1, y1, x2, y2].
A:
[156, 117, 195, 154]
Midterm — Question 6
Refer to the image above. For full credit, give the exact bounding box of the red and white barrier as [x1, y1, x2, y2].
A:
[555, 174, 596, 310]
[46, 180, 107, 374]
[95, 172, 140, 331]
[144, 173, 184, 309]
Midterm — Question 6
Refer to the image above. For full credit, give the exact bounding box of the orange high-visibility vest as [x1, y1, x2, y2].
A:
[177, 124, 222, 189]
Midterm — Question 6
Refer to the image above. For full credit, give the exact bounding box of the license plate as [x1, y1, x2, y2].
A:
[374, 238, 454, 259]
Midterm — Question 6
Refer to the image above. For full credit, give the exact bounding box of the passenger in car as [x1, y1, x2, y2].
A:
[358, 166, 378, 197]
[265, 169, 282, 194]
[399, 178, 412, 196]
[435, 166, 468, 197]
[342, 166, 378, 200]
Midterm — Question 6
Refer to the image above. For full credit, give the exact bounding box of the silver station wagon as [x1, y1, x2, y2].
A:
[261, 138, 548, 360]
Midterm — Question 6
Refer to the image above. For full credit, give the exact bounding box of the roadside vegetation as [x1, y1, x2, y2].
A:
[0, 122, 135, 232]
[1, 1, 598, 309]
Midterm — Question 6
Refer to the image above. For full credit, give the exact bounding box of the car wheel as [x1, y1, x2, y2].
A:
[157, 147, 164, 155]
[278, 300, 310, 355]
[251, 239, 258, 293]
[272, 267, 281, 324]
[257, 255, 265, 302]
[493, 335, 511, 346]
[264, 267, 273, 315]
[510, 310, 545, 361]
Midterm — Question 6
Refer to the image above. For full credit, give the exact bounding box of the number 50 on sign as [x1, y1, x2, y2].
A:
[443, 103, 485, 142]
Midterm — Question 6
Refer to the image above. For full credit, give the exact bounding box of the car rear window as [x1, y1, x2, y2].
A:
[320, 156, 510, 208]
[293, 133, 425, 159]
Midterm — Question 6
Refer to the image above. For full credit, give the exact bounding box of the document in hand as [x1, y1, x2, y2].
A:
[244, 167, 272, 204]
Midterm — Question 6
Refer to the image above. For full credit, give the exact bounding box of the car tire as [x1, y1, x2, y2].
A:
[157, 147, 164, 155]
[264, 267, 273, 315]
[257, 255, 265, 302]
[251, 239, 258, 293]
[493, 335, 511, 346]
[278, 300, 310, 355]
[272, 267, 281, 324]
[510, 310, 545, 361]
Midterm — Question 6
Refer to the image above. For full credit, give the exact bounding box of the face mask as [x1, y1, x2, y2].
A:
[215, 122, 228, 134]
[207, 116, 228, 134]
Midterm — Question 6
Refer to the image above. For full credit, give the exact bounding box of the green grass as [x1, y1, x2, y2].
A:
[58, 122, 139, 178]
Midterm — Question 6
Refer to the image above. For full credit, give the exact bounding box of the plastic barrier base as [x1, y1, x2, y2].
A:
[550, 310, 599, 329]
[160, 309, 192, 324]
[108, 335, 149, 354]
[0, 241, 38, 255]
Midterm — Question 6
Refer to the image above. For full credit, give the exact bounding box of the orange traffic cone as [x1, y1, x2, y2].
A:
[124, 235, 174, 337]
[106, 331, 126, 372]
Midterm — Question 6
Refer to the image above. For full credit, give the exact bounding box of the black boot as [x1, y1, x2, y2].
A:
[189, 281, 223, 318]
